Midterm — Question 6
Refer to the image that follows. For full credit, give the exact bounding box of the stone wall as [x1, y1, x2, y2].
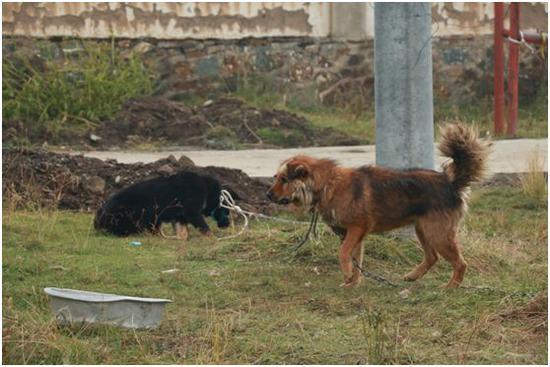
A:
[3, 34, 546, 107]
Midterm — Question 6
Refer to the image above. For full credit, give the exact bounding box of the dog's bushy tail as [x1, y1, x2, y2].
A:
[438, 122, 492, 192]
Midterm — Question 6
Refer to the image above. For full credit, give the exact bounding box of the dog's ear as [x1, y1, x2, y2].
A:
[288, 163, 309, 180]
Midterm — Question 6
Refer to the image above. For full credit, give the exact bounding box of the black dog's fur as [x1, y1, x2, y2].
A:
[94, 171, 230, 237]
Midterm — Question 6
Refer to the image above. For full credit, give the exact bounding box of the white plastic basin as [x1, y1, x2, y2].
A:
[44, 287, 172, 329]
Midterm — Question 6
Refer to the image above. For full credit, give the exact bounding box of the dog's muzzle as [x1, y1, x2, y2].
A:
[212, 207, 230, 228]
[266, 190, 290, 205]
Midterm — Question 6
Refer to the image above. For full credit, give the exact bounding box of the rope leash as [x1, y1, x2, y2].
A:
[292, 211, 319, 251]
[352, 258, 399, 288]
[507, 30, 547, 64]
[216, 189, 251, 240]
[216, 189, 310, 241]
[160, 227, 178, 239]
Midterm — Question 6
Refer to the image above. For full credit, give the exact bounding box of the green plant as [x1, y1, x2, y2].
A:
[204, 126, 241, 149]
[256, 127, 304, 147]
[2, 39, 154, 140]
[358, 302, 395, 364]
[230, 74, 282, 108]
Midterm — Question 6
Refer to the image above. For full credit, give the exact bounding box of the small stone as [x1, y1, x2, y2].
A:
[158, 41, 181, 49]
[82, 176, 106, 194]
[315, 74, 328, 84]
[133, 41, 153, 55]
[114, 175, 121, 184]
[157, 164, 175, 175]
[203, 99, 214, 107]
[431, 330, 442, 338]
[195, 57, 219, 77]
[49, 265, 68, 271]
[208, 269, 221, 277]
[178, 155, 195, 167]
[89, 134, 101, 142]
[166, 154, 178, 164]
[304, 282, 311, 288]
[161, 268, 180, 274]
[399, 289, 411, 299]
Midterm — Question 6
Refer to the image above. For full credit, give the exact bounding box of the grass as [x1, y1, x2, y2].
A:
[231, 74, 547, 143]
[2, 39, 154, 145]
[2, 185, 547, 364]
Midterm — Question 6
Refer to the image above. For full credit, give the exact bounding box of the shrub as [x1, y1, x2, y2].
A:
[2, 40, 154, 140]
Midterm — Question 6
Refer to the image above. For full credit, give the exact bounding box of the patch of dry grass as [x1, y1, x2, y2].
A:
[519, 150, 547, 205]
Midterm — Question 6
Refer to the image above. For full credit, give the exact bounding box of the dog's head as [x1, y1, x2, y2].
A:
[267, 156, 315, 207]
[211, 206, 230, 228]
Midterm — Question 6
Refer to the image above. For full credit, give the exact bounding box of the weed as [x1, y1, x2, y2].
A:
[230, 74, 281, 108]
[196, 300, 236, 363]
[256, 127, 305, 147]
[359, 302, 392, 364]
[2, 39, 154, 142]
[204, 126, 241, 150]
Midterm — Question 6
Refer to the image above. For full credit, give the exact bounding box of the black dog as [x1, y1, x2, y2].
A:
[94, 171, 230, 238]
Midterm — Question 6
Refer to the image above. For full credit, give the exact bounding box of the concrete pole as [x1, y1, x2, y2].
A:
[374, 3, 435, 170]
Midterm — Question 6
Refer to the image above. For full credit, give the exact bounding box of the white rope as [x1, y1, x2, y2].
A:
[160, 227, 178, 239]
[215, 189, 310, 241]
[216, 189, 251, 240]
[507, 31, 537, 53]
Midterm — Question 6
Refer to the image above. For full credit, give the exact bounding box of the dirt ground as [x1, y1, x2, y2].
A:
[94, 96, 361, 149]
[2, 148, 526, 216]
[2, 148, 277, 214]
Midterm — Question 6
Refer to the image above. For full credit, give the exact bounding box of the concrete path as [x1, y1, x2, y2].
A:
[74, 138, 547, 177]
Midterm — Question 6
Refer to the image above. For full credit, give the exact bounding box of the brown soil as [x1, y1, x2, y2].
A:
[94, 96, 361, 149]
[2, 148, 531, 215]
[2, 148, 277, 214]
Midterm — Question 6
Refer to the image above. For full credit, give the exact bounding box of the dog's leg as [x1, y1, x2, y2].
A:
[187, 212, 212, 236]
[349, 240, 366, 286]
[339, 226, 366, 288]
[437, 235, 466, 288]
[330, 225, 347, 240]
[404, 222, 439, 281]
[417, 217, 466, 288]
[174, 222, 188, 241]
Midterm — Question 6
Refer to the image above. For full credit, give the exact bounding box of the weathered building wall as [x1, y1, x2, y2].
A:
[3, 2, 548, 40]
[2, 2, 331, 39]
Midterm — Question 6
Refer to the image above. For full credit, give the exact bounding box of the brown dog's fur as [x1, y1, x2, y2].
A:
[267, 123, 491, 288]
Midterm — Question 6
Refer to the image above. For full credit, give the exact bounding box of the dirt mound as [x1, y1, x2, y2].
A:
[95, 97, 361, 149]
[2, 148, 276, 214]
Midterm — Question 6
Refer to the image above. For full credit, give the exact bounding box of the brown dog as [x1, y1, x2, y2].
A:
[267, 123, 491, 288]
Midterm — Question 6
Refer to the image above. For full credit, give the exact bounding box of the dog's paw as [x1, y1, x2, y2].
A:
[340, 277, 361, 288]
[442, 281, 461, 289]
[403, 272, 418, 282]
[201, 230, 214, 237]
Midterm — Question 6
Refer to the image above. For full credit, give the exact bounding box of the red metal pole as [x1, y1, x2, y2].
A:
[494, 3, 505, 135]
[507, 3, 520, 136]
